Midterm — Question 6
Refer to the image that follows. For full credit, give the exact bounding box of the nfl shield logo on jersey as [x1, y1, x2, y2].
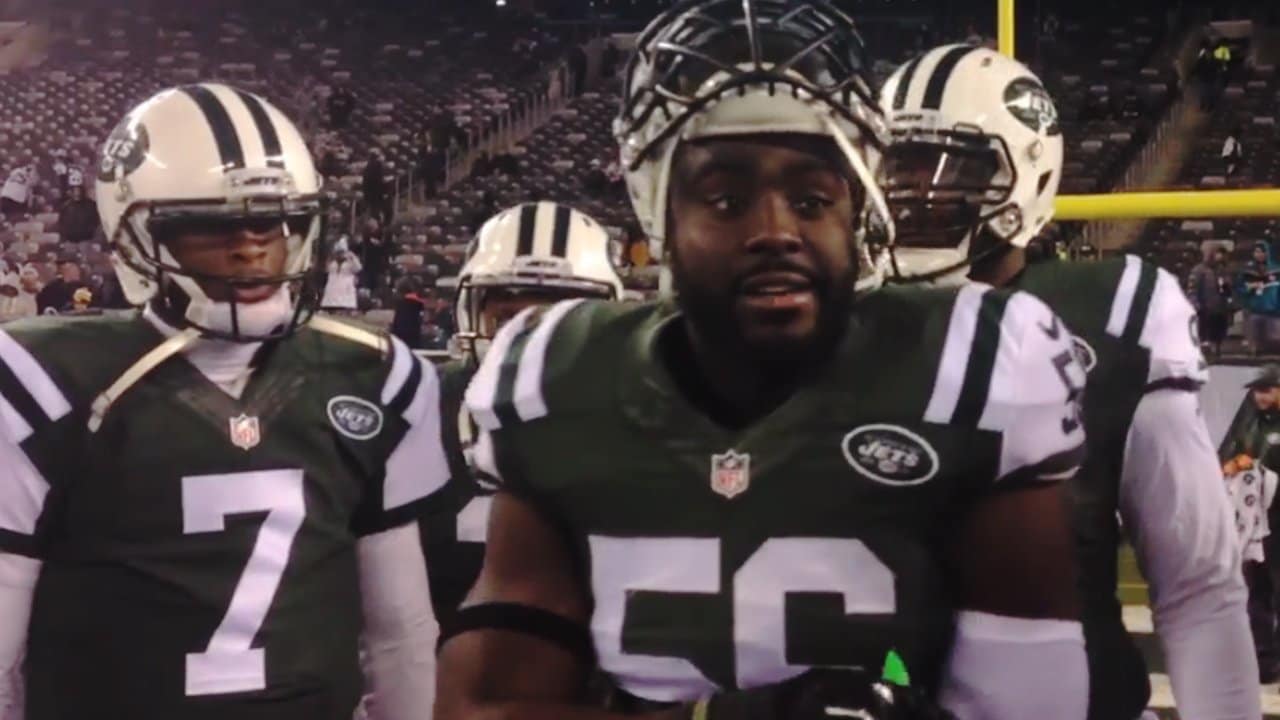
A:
[710, 450, 750, 499]
[228, 413, 261, 451]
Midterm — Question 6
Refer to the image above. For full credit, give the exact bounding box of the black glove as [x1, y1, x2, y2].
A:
[695, 668, 956, 720]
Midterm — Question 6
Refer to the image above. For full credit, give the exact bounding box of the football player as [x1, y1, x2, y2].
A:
[435, 2, 1090, 720]
[879, 46, 1259, 719]
[0, 84, 448, 720]
[422, 200, 624, 626]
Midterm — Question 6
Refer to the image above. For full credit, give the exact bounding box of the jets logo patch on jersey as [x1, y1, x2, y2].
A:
[327, 395, 383, 440]
[842, 425, 939, 486]
[710, 450, 750, 499]
[1003, 77, 1059, 135]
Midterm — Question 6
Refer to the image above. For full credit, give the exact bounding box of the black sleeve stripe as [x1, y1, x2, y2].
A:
[1120, 260, 1158, 345]
[386, 352, 423, 418]
[439, 602, 595, 664]
[0, 356, 53, 435]
[995, 443, 1085, 489]
[1143, 376, 1202, 395]
[0, 527, 40, 558]
[952, 290, 1013, 426]
[492, 321, 540, 428]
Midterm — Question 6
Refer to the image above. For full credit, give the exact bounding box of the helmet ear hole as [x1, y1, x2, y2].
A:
[1036, 170, 1053, 196]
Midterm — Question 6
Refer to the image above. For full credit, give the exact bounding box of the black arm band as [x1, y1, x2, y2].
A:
[438, 602, 596, 665]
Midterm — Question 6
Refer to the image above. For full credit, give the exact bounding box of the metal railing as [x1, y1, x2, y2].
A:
[1077, 89, 1197, 252]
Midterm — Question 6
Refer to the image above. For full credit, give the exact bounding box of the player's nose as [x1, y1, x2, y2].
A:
[227, 229, 271, 264]
[744, 192, 803, 255]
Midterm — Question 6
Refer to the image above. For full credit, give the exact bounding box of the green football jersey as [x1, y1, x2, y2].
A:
[0, 312, 449, 720]
[1013, 255, 1208, 720]
[420, 358, 495, 624]
[465, 288, 1087, 701]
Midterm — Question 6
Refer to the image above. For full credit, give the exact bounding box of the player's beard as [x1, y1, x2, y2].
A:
[669, 248, 856, 377]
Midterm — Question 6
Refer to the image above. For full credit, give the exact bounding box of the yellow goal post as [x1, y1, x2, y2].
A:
[994, 0, 1280, 227]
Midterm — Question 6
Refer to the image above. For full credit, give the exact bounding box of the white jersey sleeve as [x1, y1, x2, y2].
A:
[1138, 265, 1208, 389]
[0, 327, 71, 557]
[357, 523, 439, 720]
[359, 335, 452, 534]
[929, 285, 1087, 485]
[1121, 389, 1260, 719]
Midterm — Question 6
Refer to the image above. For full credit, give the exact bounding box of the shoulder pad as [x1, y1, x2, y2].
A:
[465, 298, 599, 431]
[308, 315, 389, 355]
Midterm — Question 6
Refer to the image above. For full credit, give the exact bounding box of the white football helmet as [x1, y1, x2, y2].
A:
[879, 45, 1064, 284]
[95, 83, 325, 340]
[613, 0, 895, 275]
[455, 201, 624, 361]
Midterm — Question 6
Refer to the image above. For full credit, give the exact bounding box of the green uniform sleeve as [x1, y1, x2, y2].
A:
[0, 325, 75, 557]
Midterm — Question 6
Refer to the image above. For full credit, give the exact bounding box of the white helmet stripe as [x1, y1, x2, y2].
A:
[178, 84, 245, 172]
[232, 89, 286, 170]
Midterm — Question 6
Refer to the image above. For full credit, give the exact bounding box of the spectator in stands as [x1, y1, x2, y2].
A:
[1189, 246, 1234, 358]
[1237, 240, 1280, 354]
[471, 152, 494, 179]
[57, 179, 98, 245]
[361, 151, 392, 226]
[388, 275, 427, 349]
[492, 150, 520, 177]
[1219, 365, 1280, 681]
[354, 218, 389, 293]
[1041, 12, 1060, 43]
[414, 136, 444, 201]
[318, 145, 344, 180]
[582, 158, 608, 198]
[321, 237, 363, 314]
[0, 264, 40, 321]
[50, 150, 69, 198]
[36, 260, 88, 315]
[327, 83, 356, 130]
[1223, 127, 1245, 178]
[601, 41, 621, 79]
[1, 164, 35, 221]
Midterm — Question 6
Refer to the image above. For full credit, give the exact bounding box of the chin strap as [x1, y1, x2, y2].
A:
[88, 328, 201, 433]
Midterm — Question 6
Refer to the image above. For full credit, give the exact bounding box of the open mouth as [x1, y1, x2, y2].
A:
[737, 270, 816, 311]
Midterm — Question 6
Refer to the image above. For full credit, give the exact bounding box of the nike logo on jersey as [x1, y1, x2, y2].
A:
[1038, 315, 1063, 340]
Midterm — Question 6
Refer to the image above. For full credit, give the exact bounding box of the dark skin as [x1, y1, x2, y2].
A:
[161, 218, 289, 304]
[435, 135, 1080, 720]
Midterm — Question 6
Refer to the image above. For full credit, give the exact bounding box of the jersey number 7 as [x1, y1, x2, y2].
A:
[182, 469, 305, 696]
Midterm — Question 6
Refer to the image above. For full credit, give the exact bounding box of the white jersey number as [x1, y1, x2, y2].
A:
[181, 469, 306, 696]
[589, 536, 896, 701]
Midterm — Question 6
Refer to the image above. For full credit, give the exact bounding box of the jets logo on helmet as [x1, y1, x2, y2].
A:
[879, 46, 1064, 285]
[454, 201, 623, 362]
[613, 0, 895, 272]
[98, 122, 149, 185]
[95, 83, 326, 342]
[1003, 78, 1060, 135]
